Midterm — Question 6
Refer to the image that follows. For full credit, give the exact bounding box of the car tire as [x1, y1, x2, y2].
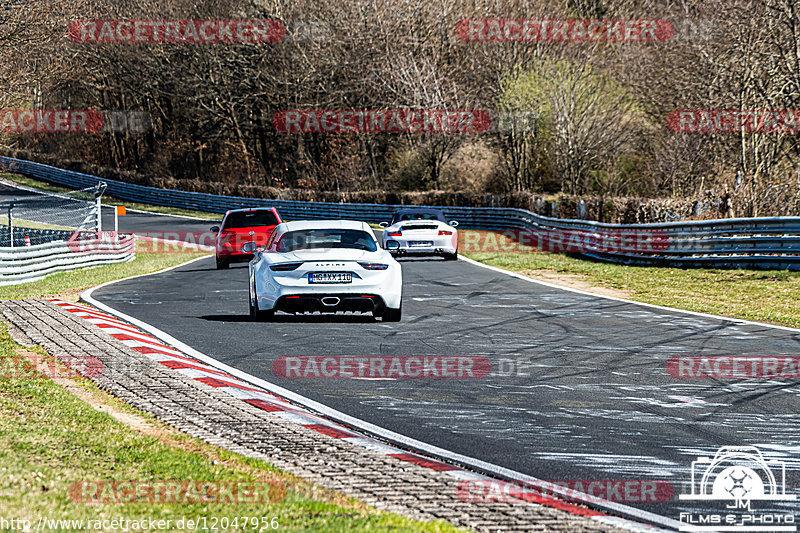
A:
[381, 305, 402, 322]
[250, 287, 274, 321]
[249, 289, 257, 318]
[255, 308, 275, 321]
[216, 257, 229, 269]
[443, 251, 458, 261]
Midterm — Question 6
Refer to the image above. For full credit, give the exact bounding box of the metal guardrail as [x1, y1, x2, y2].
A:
[0, 233, 135, 286]
[3, 156, 800, 270]
[0, 224, 73, 247]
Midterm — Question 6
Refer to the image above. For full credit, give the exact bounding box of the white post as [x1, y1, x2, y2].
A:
[114, 207, 119, 233]
[7, 201, 13, 249]
[96, 195, 102, 233]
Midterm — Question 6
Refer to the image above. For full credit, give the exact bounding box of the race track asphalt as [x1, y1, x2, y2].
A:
[92, 251, 800, 523]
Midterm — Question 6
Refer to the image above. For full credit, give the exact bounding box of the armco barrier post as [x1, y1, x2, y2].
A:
[95, 195, 101, 233]
[7, 200, 14, 249]
[94, 182, 107, 232]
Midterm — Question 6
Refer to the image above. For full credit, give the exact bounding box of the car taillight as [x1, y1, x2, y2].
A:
[358, 262, 389, 270]
[220, 230, 236, 239]
[387, 230, 402, 236]
[270, 262, 303, 271]
[438, 230, 452, 235]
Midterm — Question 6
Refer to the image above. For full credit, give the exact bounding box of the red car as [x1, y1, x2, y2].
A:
[211, 207, 282, 269]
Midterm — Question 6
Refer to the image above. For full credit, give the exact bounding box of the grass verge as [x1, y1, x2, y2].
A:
[0, 244, 210, 301]
[1, 173, 220, 220]
[0, 326, 462, 532]
[462, 230, 800, 329]
[0, 215, 72, 231]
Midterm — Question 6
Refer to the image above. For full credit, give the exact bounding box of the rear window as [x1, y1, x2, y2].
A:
[276, 229, 377, 252]
[223, 210, 280, 229]
[402, 224, 438, 230]
[392, 211, 446, 224]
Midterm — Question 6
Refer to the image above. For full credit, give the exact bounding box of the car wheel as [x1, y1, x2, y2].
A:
[443, 251, 458, 261]
[216, 257, 229, 269]
[381, 305, 402, 322]
[250, 287, 274, 322]
[256, 308, 275, 321]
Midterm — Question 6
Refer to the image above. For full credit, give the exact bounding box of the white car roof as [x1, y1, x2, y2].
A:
[276, 220, 373, 233]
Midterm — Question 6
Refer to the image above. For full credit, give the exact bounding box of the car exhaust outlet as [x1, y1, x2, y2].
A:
[321, 297, 340, 307]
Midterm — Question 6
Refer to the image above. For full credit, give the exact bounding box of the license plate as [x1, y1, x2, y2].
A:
[308, 272, 352, 284]
[409, 241, 433, 247]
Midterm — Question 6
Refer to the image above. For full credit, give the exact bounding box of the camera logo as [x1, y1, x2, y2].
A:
[678, 446, 796, 532]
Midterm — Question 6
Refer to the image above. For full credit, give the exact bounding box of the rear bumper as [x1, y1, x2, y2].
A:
[384, 237, 456, 255]
[275, 294, 388, 314]
[255, 267, 403, 312]
[390, 247, 456, 256]
[217, 251, 254, 263]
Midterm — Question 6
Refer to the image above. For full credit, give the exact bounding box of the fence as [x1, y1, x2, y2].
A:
[3, 156, 800, 270]
[0, 233, 135, 286]
[0, 224, 73, 247]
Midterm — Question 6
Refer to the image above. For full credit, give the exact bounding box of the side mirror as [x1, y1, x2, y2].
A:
[210, 226, 220, 232]
[449, 221, 459, 227]
[379, 222, 389, 228]
[241, 241, 258, 253]
[386, 240, 400, 251]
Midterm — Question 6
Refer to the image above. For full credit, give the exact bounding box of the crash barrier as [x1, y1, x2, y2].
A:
[0, 224, 73, 247]
[0, 232, 135, 286]
[3, 156, 800, 270]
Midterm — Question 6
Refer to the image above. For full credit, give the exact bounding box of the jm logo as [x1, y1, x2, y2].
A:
[679, 446, 796, 532]
[680, 446, 794, 505]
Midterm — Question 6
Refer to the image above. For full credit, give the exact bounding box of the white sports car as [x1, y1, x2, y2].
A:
[243, 220, 403, 321]
[380, 208, 459, 260]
